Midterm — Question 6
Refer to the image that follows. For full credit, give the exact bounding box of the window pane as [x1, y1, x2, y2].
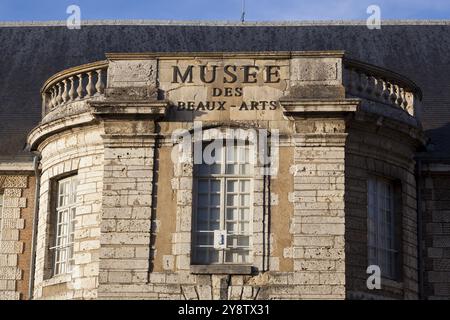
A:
[210, 208, 220, 221]
[240, 164, 250, 175]
[197, 164, 209, 175]
[198, 194, 209, 205]
[210, 164, 221, 174]
[207, 248, 219, 264]
[240, 180, 250, 192]
[194, 248, 208, 264]
[227, 180, 238, 192]
[240, 208, 250, 221]
[240, 194, 250, 207]
[226, 222, 237, 234]
[225, 250, 249, 263]
[198, 180, 209, 193]
[227, 208, 238, 220]
[237, 236, 250, 247]
[240, 222, 250, 233]
[211, 180, 220, 193]
[196, 232, 213, 246]
[227, 194, 238, 206]
[226, 145, 236, 163]
[226, 164, 238, 175]
[197, 208, 208, 221]
[210, 220, 220, 230]
[210, 194, 220, 206]
[197, 220, 208, 230]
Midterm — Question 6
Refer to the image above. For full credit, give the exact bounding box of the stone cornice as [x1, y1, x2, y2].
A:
[292, 132, 349, 147]
[89, 100, 169, 119]
[101, 134, 159, 148]
[106, 51, 346, 61]
[27, 113, 97, 152]
[0, 162, 34, 172]
[280, 99, 361, 117]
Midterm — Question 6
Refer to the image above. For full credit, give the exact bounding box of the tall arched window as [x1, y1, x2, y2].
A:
[192, 139, 253, 265]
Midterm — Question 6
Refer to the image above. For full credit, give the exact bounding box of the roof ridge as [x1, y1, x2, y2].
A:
[1, 19, 450, 27]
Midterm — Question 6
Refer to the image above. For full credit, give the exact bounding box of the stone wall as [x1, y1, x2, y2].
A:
[421, 163, 450, 299]
[98, 120, 156, 299]
[282, 119, 347, 299]
[345, 116, 419, 299]
[0, 174, 35, 300]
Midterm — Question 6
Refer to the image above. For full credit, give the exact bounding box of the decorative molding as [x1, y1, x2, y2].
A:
[280, 99, 360, 116]
[89, 100, 169, 118]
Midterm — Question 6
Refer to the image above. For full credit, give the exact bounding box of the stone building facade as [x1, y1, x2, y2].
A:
[0, 21, 450, 300]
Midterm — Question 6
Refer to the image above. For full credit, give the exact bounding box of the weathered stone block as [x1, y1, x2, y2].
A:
[108, 60, 157, 88]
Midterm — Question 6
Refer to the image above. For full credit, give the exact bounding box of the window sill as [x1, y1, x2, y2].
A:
[381, 277, 404, 290]
[42, 273, 71, 287]
[190, 264, 253, 275]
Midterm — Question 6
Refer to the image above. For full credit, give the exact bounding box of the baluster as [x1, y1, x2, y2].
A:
[49, 88, 55, 109]
[390, 84, 398, 105]
[86, 71, 94, 97]
[95, 69, 105, 94]
[396, 86, 404, 107]
[56, 83, 63, 105]
[356, 71, 364, 92]
[402, 90, 409, 108]
[366, 75, 375, 95]
[42, 93, 47, 115]
[68, 76, 75, 101]
[374, 78, 383, 97]
[77, 74, 84, 99]
[52, 85, 57, 106]
[62, 79, 69, 103]
[382, 80, 390, 101]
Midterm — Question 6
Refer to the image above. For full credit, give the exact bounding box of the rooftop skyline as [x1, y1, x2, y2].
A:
[0, 0, 449, 22]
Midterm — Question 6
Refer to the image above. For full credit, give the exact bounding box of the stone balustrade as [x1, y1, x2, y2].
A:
[343, 59, 422, 116]
[41, 61, 108, 116]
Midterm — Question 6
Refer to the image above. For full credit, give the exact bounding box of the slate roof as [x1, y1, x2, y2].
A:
[1, 20, 450, 160]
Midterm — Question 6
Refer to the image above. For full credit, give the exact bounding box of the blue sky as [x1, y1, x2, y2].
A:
[0, 0, 449, 21]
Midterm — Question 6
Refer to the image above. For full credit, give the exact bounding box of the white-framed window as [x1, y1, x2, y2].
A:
[367, 177, 398, 279]
[50, 175, 78, 275]
[192, 140, 253, 265]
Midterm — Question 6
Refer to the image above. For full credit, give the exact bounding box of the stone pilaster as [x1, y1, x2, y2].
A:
[280, 100, 359, 299]
[279, 53, 359, 299]
[98, 119, 158, 298]
[93, 56, 169, 298]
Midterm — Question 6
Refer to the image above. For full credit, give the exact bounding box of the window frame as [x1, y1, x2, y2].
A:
[49, 174, 78, 276]
[192, 139, 254, 266]
[367, 176, 401, 280]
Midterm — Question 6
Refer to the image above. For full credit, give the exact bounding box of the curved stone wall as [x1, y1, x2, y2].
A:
[32, 124, 103, 299]
[345, 112, 421, 299]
